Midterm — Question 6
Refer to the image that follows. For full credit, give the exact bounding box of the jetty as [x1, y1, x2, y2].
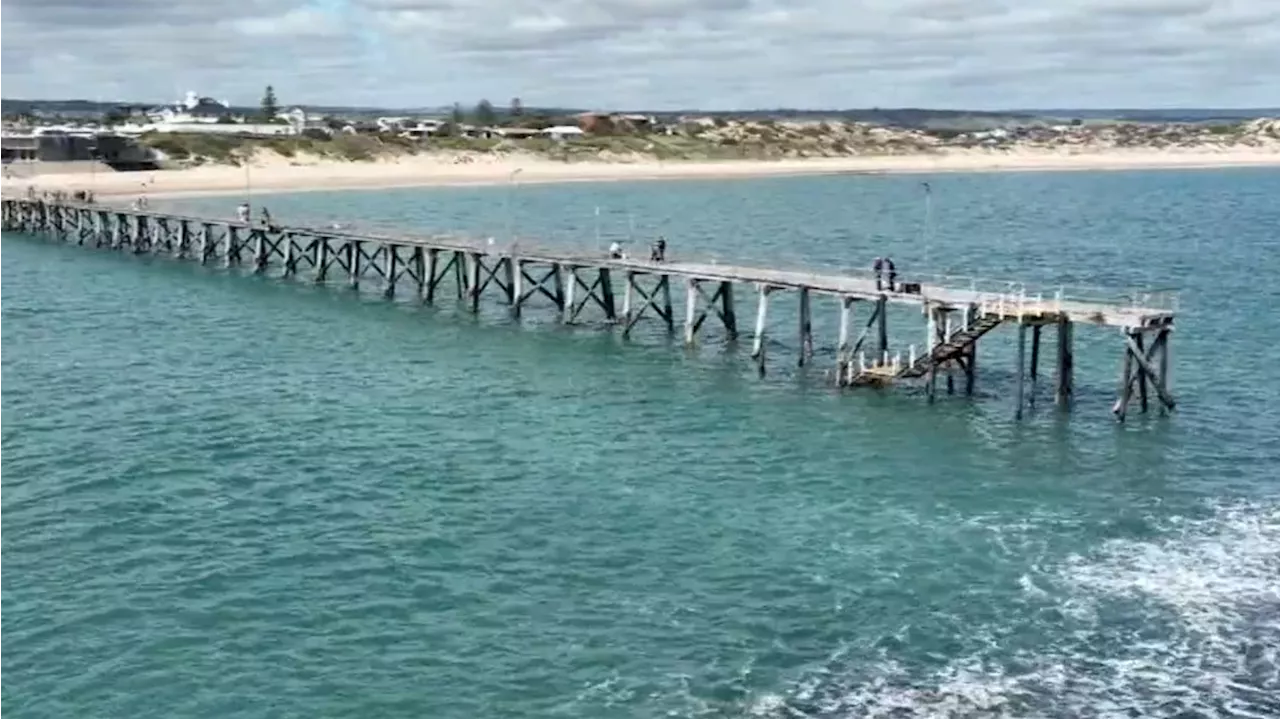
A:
[1, 198, 1177, 420]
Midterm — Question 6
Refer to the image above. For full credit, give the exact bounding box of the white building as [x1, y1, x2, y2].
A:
[542, 125, 585, 140]
[146, 91, 233, 124]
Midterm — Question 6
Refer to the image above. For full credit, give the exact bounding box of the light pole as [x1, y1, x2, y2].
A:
[505, 167, 523, 247]
[922, 181, 934, 269]
[594, 206, 601, 253]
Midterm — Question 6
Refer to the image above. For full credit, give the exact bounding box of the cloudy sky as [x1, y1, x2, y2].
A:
[2, 0, 1277, 110]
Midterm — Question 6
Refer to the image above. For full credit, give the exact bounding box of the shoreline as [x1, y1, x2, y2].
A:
[5, 148, 1279, 200]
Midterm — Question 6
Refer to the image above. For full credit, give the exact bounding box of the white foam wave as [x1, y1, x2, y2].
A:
[756, 502, 1280, 719]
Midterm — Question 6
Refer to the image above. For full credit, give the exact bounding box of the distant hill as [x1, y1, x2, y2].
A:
[1020, 108, 1280, 123]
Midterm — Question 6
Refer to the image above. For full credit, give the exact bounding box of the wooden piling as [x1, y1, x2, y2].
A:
[1015, 321, 1027, 419]
[752, 285, 770, 365]
[798, 287, 812, 366]
[1134, 333, 1149, 412]
[1029, 324, 1042, 407]
[562, 265, 576, 322]
[665, 272, 675, 332]
[684, 279, 699, 345]
[511, 259, 524, 316]
[720, 281, 737, 339]
[314, 239, 329, 283]
[349, 241, 361, 289]
[383, 244, 397, 298]
[1114, 332, 1135, 421]
[622, 272, 635, 327]
[876, 296, 889, 362]
[1055, 317, 1073, 407]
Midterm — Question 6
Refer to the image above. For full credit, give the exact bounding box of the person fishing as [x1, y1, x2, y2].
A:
[608, 240, 624, 260]
[650, 236, 667, 262]
[873, 257, 884, 290]
[236, 202, 251, 223]
[884, 256, 897, 292]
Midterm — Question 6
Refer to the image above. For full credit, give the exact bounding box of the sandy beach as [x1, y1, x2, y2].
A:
[5, 147, 1279, 200]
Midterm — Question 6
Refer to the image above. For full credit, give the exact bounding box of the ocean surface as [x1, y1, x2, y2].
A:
[4, 168, 1279, 718]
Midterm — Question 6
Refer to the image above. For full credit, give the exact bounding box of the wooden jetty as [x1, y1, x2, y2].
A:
[1, 198, 1178, 420]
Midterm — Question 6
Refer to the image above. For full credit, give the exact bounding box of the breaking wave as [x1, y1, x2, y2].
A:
[755, 502, 1280, 719]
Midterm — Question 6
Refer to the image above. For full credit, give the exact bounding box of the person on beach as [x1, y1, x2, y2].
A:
[873, 257, 884, 290]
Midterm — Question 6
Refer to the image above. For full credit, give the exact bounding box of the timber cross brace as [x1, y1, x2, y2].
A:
[1113, 322, 1176, 421]
[562, 265, 618, 324]
[514, 261, 566, 316]
[621, 271, 675, 336]
[681, 278, 737, 345]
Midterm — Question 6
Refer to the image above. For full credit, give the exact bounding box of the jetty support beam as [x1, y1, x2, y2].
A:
[1015, 321, 1027, 419]
[1112, 324, 1176, 421]
[752, 285, 772, 376]
[876, 295, 889, 364]
[1055, 317, 1074, 407]
[836, 296, 856, 384]
[621, 272, 674, 337]
[798, 287, 813, 367]
[567, 266, 617, 324]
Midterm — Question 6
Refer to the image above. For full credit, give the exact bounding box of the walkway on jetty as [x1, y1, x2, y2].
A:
[2, 198, 1178, 420]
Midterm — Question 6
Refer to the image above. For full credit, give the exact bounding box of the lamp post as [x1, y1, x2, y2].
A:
[594, 206, 601, 253]
[505, 167, 523, 247]
[921, 181, 932, 269]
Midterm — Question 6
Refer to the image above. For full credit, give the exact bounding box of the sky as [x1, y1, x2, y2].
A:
[2, 0, 1278, 110]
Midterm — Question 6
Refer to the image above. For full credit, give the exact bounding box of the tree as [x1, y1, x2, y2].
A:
[473, 99, 496, 126]
[103, 107, 129, 126]
[260, 85, 280, 122]
[510, 97, 524, 118]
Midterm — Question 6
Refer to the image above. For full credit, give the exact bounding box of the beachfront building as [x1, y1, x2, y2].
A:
[542, 125, 585, 141]
[146, 91, 234, 124]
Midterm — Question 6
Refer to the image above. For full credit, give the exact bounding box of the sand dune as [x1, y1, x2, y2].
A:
[5, 147, 1279, 200]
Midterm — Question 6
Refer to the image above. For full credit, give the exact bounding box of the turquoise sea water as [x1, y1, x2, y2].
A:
[4, 168, 1279, 718]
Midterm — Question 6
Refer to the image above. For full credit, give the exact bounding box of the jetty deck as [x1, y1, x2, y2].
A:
[1, 197, 1177, 420]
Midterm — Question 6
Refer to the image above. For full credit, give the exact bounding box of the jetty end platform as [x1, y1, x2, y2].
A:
[2, 198, 1177, 420]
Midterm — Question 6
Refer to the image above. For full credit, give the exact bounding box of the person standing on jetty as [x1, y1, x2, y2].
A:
[873, 257, 884, 290]
[884, 257, 897, 292]
[650, 236, 667, 262]
[236, 202, 251, 223]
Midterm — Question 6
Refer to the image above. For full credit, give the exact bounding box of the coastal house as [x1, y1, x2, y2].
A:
[399, 120, 447, 139]
[376, 116, 411, 132]
[542, 125, 585, 141]
[341, 120, 381, 134]
[279, 107, 330, 134]
[492, 127, 541, 139]
[146, 91, 233, 124]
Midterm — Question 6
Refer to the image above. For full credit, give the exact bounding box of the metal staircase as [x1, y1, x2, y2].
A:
[847, 311, 1003, 386]
[897, 313, 1002, 379]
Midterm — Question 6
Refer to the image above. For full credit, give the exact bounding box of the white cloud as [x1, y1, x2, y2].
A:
[1, 0, 1277, 110]
[233, 8, 344, 37]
